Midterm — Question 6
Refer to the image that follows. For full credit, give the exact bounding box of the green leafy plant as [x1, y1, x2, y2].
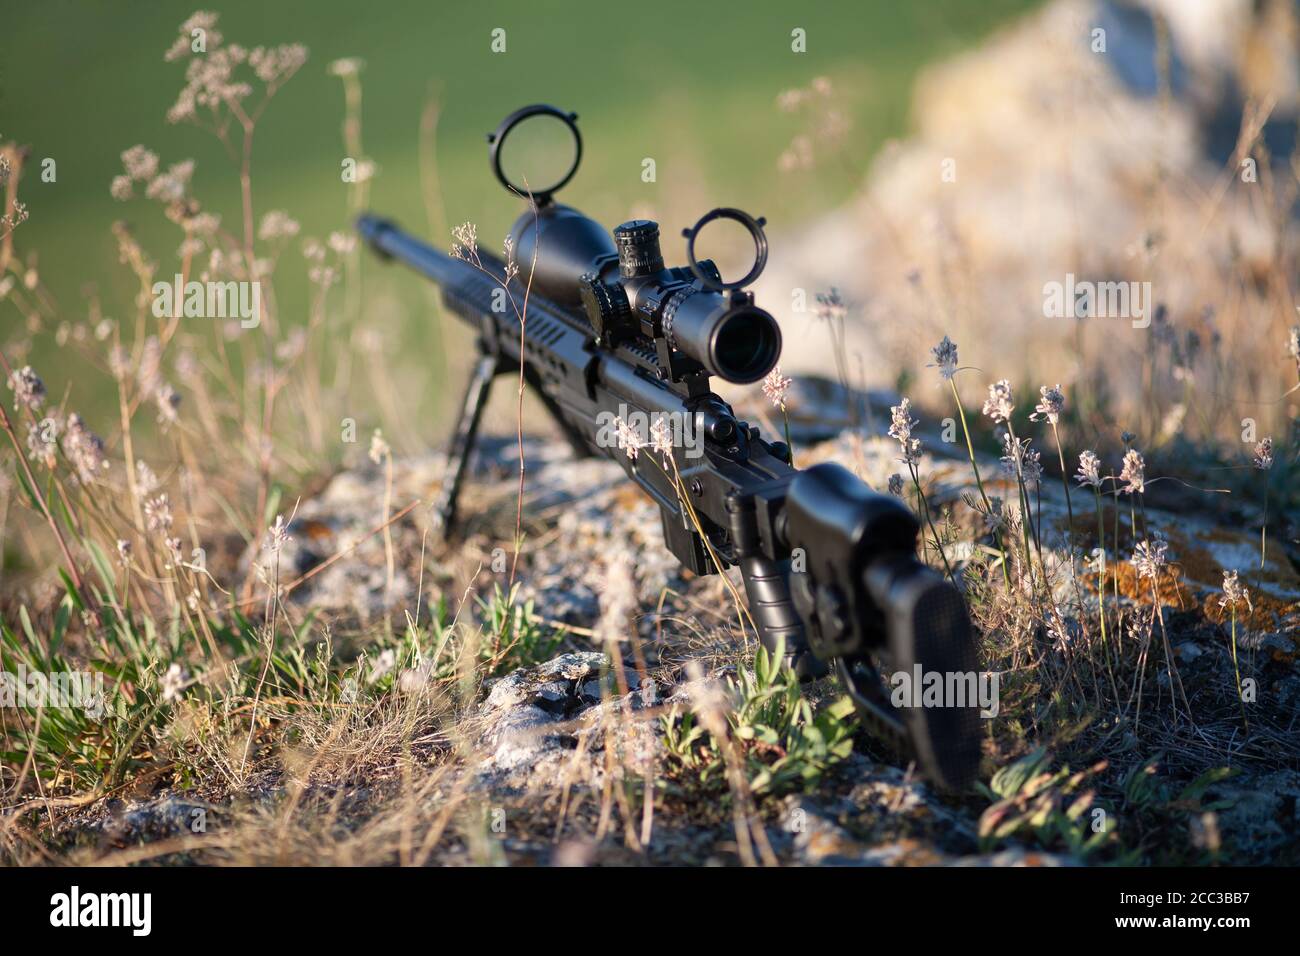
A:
[977, 748, 1112, 859]
[475, 583, 565, 675]
[662, 640, 856, 796]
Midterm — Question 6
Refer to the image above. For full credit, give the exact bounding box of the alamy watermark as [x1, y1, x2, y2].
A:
[151, 274, 262, 328]
[50, 886, 151, 936]
[1043, 272, 1152, 329]
[1, 666, 104, 710]
[889, 665, 1000, 718]
[595, 405, 705, 460]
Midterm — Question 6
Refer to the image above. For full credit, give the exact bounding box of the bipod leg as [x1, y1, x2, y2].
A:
[431, 352, 500, 539]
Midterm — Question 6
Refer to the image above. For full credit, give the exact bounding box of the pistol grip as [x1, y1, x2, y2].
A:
[739, 556, 828, 680]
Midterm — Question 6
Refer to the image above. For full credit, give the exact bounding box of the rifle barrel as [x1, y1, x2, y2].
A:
[356, 214, 476, 288]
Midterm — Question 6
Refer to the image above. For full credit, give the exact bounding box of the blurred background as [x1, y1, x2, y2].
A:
[1, 0, 1297, 551]
[1, 0, 1041, 447]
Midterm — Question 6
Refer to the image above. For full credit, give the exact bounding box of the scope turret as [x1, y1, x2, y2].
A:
[614, 220, 664, 278]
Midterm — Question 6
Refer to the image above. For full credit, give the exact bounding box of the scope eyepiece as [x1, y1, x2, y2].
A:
[665, 291, 781, 385]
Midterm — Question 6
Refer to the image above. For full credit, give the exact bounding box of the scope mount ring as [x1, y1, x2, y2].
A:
[486, 104, 582, 207]
[682, 207, 769, 293]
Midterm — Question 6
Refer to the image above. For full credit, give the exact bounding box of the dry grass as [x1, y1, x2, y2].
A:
[2, 6, 1299, 867]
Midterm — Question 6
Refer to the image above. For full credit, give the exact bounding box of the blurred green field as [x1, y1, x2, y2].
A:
[2, 0, 1039, 429]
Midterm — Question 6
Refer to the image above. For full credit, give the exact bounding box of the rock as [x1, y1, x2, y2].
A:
[83, 794, 220, 843]
[474, 652, 660, 791]
[240, 454, 445, 619]
[784, 798, 952, 866]
[244, 437, 686, 632]
[217, 373, 1296, 863]
[1207, 769, 1300, 859]
[532, 681, 572, 714]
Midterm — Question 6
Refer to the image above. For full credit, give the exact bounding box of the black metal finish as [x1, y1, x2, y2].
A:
[739, 554, 826, 679]
[681, 207, 769, 293]
[357, 104, 983, 791]
[486, 104, 582, 206]
[430, 352, 501, 539]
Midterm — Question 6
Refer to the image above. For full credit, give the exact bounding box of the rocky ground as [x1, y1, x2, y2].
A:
[48, 377, 1300, 866]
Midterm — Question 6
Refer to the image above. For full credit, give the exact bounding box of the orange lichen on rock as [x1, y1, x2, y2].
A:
[1101, 559, 1196, 608]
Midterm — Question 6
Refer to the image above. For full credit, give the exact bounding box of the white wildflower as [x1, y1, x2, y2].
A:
[613, 416, 643, 461]
[136, 460, 160, 495]
[888, 398, 916, 446]
[26, 418, 59, 469]
[258, 209, 300, 242]
[1219, 570, 1251, 612]
[265, 514, 291, 553]
[326, 231, 356, 255]
[761, 366, 792, 409]
[145, 493, 174, 532]
[1001, 432, 1042, 485]
[121, 145, 159, 181]
[982, 380, 1015, 424]
[63, 414, 109, 485]
[1075, 450, 1102, 488]
[450, 222, 478, 261]
[1030, 384, 1065, 424]
[1119, 448, 1145, 495]
[110, 175, 134, 201]
[327, 57, 364, 77]
[160, 663, 188, 702]
[1132, 536, 1168, 581]
[6, 365, 45, 411]
[649, 416, 674, 457]
[929, 336, 959, 380]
